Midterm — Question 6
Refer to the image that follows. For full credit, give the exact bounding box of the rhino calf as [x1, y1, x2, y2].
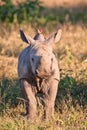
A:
[18, 28, 62, 121]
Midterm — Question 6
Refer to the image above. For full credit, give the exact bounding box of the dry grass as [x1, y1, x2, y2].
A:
[0, 23, 87, 79]
[1, 0, 87, 7]
[0, 23, 87, 129]
[9, 0, 87, 8]
[40, 0, 87, 7]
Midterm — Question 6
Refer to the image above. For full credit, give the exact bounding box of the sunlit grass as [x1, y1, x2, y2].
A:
[0, 22, 87, 129]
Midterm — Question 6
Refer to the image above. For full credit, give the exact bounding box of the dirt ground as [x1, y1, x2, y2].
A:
[40, 0, 87, 7]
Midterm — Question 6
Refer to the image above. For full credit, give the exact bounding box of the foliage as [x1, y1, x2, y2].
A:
[0, 0, 44, 23]
[0, 0, 87, 25]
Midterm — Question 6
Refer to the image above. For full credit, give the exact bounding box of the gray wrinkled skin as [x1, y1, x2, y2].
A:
[18, 29, 62, 121]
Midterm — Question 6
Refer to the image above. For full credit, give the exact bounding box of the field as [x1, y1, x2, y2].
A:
[0, 0, 87, 130]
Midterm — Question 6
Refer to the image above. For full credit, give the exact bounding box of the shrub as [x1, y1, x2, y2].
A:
[0, 0, 44, 23]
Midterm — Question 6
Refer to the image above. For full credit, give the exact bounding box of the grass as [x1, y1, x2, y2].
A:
[0, 64, 87, 130]
[0, 23, 87, 129]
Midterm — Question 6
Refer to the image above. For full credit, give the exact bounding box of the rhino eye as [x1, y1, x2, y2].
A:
[51, 58, 53, 62]
[32, 58, 34, 62]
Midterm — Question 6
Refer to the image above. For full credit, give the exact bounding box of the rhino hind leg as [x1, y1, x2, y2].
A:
[20, 79, 37, 120]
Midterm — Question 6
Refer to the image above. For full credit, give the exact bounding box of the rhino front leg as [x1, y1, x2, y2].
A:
[44, 80, 59, 120]
[20, 79, 37, 120]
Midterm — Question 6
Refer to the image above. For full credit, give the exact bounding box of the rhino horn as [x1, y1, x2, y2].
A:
[34, 28, 45, 41]
[36, 29, 43, 34]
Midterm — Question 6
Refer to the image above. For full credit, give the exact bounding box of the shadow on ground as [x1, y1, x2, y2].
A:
[56, 75, 87, 113]
[0, 74, 87, 114]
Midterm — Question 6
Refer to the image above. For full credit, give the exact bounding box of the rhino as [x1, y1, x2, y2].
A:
[18, 28, 62, 121]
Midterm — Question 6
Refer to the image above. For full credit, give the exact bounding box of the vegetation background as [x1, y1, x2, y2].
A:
[0, 0, 87, 129]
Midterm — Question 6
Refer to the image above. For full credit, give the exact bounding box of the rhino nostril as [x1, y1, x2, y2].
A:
[44, 69, 47, 73]
[35, 70, 38, 75]
[50, 65, 52, 70]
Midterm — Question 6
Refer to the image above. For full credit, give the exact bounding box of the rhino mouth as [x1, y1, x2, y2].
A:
[37, 73, 51, 79]
[36, 75, 48, 92]
[35, 70, 55, 92]
[35, 70, 55, 79]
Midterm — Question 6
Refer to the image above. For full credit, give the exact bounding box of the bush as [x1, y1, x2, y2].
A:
[0, 0, 44, 23]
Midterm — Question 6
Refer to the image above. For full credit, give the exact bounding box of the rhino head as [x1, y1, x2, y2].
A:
[20, 28, 62, 80]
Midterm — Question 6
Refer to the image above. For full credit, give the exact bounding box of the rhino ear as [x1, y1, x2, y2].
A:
[46, 29, 62, 45]
[20, 29, 35, 44]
